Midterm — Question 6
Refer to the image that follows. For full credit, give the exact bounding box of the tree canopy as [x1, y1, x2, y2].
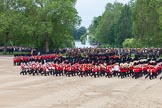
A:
[73, 26, 86, 40]
[88, 0, 162, 48]
[0, 0, 80, 54]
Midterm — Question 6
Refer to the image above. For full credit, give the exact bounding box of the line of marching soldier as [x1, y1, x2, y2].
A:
[13, 54, 63, 66]
[19, 58, 162, 80]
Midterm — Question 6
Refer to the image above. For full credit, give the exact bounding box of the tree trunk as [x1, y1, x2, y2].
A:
[3, 32, 9, 55]
[45, 33, 49, 53]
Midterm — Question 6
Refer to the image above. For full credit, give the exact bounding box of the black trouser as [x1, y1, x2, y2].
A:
[132, 72, 141, 79]
[79, 71, 85, 77]
[145, 72, 157, 80]
[105, 72, 112, 78]
[92, 72, 99, 78]
[100, 70, 105, 76]
[118, 72, 126, 78]
[113, 71, 119, 77]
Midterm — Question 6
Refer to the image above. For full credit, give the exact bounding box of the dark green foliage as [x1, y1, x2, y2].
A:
[0, 0, 80, 54]
[132, 0, 162, 47]
[88, 0, 162, 48]
[73, 26, 86, 40]
[95, 2, 123, 45]
[115, 5, 132, 47]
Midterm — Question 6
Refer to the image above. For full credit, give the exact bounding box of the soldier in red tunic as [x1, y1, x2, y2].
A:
[91, 65, 99, 78]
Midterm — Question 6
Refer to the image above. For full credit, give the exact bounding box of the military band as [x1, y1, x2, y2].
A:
[13, 48, 162, 80]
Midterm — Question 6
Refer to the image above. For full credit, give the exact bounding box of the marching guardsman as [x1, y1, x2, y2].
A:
[91, 65, 99, 78]
[55, 63, 61, 76]
[141, 64, 148, 76]
[79, 64, 86, 77]
[13, 57, 20, 66]
[58, 63, 64, 76]
[20, 62, 26, 75]
[64, 63, 70, 76]
[41, 64, 47, 76]
[118, 63, 127, 78]
[66, 64, 72, 77]
[146, 62, 161, 80]
[132, 65, 142, 79]
[71, 64, 77, 76]
[112, 63, 120, 77]
[46, 62, 53, 75]
[52, 63, 57, 75]
[105, 65, 112, 78]
[84, 64, 89, 76]
[99, 63, 106, 77]
[87, 63, 93, 76]
[145, 66, 156, 80]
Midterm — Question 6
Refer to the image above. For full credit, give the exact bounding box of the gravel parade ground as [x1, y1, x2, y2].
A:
[0, 56, 162, 108]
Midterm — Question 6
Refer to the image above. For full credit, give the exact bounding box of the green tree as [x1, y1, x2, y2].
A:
[132, 0, 162, 47]
[95, 2, 123, 45]
[89, 16, 101, 35]
[122, 38, 137, 48]
[0, 0, 80, 54]
[0, 0, 22, 54]
[115, 4, 132, 47]
[73, 26, 86, 40]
